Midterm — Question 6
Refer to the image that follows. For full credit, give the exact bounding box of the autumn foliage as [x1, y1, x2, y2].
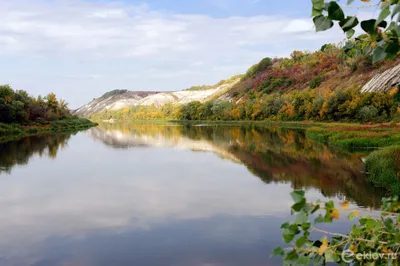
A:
[90, 40, 400, 123]
[0, 85, 71, 124]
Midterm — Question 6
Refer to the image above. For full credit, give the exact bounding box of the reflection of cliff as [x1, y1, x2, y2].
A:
[86, 126, 241, 163]
[88, 123, 385, 207]
[0, 134, 71, 174]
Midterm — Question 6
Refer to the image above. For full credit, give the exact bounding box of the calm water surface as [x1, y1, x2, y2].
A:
[0, 123, 385, 266]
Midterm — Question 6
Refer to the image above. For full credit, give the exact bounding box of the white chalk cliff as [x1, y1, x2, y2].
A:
[75, 79, 239, 116]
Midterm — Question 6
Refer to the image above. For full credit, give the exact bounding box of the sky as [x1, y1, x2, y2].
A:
[0, 0, 348, 108]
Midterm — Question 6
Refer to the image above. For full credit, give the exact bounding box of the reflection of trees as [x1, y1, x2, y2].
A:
[228, 147, 384, 208]
[0, 134, 71, 173]
[93, 123, 386, 208]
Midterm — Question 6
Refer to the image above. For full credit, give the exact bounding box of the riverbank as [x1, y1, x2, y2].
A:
[304, 123, 400, 149]
[364, 146, 400, 194]
[100, 119, 400, 149]
[0, 118, 98, 143]
[264, 121, 400, 194]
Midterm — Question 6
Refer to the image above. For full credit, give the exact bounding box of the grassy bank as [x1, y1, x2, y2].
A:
[172, 120, 400, 149]
[299, 122, 400, 194]
[0, 118, 98, 143]
[365, 146, 400, 194]
[101, 119, 400, 147]
[305, 124, 400, 149]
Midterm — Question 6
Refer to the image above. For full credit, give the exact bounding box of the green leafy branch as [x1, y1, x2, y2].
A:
[311, 0, 400, 62]
[273, 191, 400, 265]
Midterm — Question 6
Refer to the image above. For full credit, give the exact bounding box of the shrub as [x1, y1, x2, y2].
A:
[309, 76, 323, 89]
[358, 105, 379, 122]
[242, 57, 272, 80]
[365, 146, 400, 193]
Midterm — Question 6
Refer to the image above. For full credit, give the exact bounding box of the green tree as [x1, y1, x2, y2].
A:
[311, 0, 400, 61]
[0, 85, 73, 124]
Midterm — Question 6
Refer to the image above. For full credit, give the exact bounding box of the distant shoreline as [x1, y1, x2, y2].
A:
[0, 118, 98, 143]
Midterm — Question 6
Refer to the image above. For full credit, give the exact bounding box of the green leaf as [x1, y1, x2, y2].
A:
[361, 19, 377, 37]
[288, 224, 300, 235]
[271, 247, 285, 257]
[350, 225, 362, 237]
[388, 22, 400, 36]
[290, 190, 305, 204]
[348, 211, 359, 221]
[312, 0, 325, 14]
[339, 16, 359, 32]
[323, 214, 333, 223]
[376, 7, 391, 27]
[296, 255, 310, 265]
[285, 249, 299, 261]
[325, 251, 340, 263]
[372, 46, 387, 62]
[359, 217, 368, 225]
[295, 212, 308, 225]
[327, 2, 345, 21]
[346, 29, 355, 38]
[365, 219, 378, 230]
[380, 1, 391, 10]
[385, 39, 400, 58]
[325, 200, 334, 209]
[292, 198, 306, 212]
[303, 204, 315, 213]
[384, 217, 394, 230]
[347, 0, 355, 5]
[280, 222, 290, 229]
[392, 4, 400, 19]
[283, 229, 295, 243]
[301, 222, 311, 230]
[313, 256, 325, 265]
[313, 15, 334, 32]
[314, 214, 324, 224]
[296, 236, 307, 247]
[312, 7, 322, 17]
[344, 41, 355, 52]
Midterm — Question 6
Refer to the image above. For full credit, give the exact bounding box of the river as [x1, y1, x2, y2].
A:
[0, 123, 385, 266]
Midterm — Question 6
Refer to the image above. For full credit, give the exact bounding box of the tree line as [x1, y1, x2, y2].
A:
[0, 85, 71, 124]
[90, 87, 400, 123]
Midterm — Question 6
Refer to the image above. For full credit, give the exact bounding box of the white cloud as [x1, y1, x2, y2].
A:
[62, 74, 101, 80]
[0, 0, 345, 108]
[283, 19, 314, 33]
[0, 0, 342, 58]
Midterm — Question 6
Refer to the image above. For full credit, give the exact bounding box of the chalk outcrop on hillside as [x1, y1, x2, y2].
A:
[361, 63, 400, 93]
[75, 80, 239, 116]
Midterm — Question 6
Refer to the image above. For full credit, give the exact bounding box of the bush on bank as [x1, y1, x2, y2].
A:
[365, 146, 400, 194]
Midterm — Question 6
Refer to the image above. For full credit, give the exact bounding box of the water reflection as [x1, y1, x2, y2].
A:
[89, 123, 385, 208]
[0, 133, 72, 174]
[0, 123, 386, 266]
